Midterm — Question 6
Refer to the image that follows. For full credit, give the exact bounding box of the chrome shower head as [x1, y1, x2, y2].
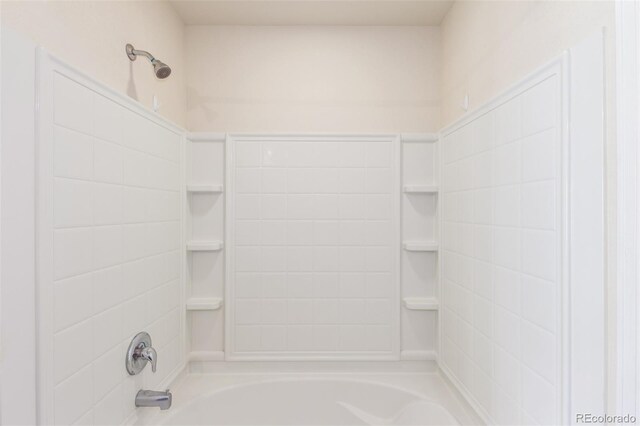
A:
[126, 43, 172, 79]
[152, 59, 172, 79]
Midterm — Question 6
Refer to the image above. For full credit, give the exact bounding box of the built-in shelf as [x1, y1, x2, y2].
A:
[403, 241, 439, 252]
[187, 240, 224, 252]
[403, 185, 439, 194]
[403, 297, 439, 311]
[186, 297, 223, 311]
[187, 184, 224, 193]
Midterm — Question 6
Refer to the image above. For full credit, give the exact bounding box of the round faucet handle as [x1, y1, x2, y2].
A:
[126, 332, 158, 375]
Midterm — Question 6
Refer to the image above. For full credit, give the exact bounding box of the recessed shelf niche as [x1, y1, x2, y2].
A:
[403, 185, 439, 194]
[187, 240, 224, 252]
[187, 183, 224, 193]
[403, 297, 439, 311]
[185, 134, 226, 360]
[403, 241, 439, 252]
[186, 297, 223, 311]
[400, 133, 439, 360]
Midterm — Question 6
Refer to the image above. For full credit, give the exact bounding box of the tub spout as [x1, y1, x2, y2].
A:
[135, 389, 172, 410]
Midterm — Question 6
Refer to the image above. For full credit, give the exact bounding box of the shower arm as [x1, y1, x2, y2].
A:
[126, 44, 155, 62]
[125, 43, 171, 79]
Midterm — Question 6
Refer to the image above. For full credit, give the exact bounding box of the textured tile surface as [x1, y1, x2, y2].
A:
[230, 137, 398, 357]
[441, 76, 561, 425]
[48, 73, 182, 425]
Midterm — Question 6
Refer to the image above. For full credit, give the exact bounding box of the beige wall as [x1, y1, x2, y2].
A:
[186, 25, 440, 132]
[1, 0, 187, 126]
[440, 0, 615, 126]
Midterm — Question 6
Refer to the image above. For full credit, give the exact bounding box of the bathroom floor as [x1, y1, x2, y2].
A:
[140, 362, 481, 425]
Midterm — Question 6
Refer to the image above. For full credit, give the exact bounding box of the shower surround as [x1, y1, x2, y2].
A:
[27, 32, 605, 426]
[182, 133, 439, 363]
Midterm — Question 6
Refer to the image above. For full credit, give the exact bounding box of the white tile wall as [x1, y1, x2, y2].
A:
[228, 137, 399, 358]
[44, 72, 183, 425]
[440, 76, 561, 425]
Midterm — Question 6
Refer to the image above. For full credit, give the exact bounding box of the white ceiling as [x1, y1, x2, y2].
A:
[168, 0, 454, 26]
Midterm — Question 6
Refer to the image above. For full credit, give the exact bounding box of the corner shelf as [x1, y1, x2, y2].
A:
[186, 297, 223, 311]
[187, 183, 224, 193]
[403, 185, 439, 194]
[187, 240, 224, 252]
[403, 297, 439, 311]
[403, 241, 439, 252]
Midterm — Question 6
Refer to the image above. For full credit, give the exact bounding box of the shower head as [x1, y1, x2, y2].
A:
[152, 59, 172, 79]
[126, 43, 172, 79]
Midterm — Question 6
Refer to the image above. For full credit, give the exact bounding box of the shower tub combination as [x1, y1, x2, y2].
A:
[24, 31, 605, 426]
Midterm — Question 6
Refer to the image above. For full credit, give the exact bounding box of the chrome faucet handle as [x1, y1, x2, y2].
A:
[126, 332, 158, 375]
[139, 346, 157, 373]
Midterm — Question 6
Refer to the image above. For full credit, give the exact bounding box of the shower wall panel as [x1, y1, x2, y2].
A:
[226, 135, 401, 360]
[36, 52, 185, 425]
[440, 70, 562, 425]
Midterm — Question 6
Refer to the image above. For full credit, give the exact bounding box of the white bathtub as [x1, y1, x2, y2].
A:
[140, 363, 481, 426]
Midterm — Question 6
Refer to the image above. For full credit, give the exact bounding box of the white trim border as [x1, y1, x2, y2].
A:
[615, 0, 640, 418]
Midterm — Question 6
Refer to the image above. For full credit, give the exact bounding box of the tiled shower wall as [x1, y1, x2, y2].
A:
[40, 66, 183, 425]
[227, 136, 400, 358]
[440, 75, 561, 425]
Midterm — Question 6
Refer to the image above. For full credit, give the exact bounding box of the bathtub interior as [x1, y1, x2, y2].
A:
[142, 363, 481, 426]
